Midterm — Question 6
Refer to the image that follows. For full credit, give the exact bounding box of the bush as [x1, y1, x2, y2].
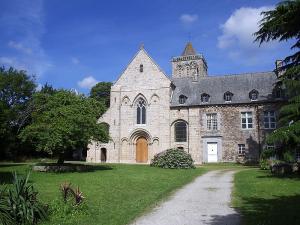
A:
[259, 159, 270, 170]
[150, 148, 195, 169]
[271, 162, 293, 176]
[1, 172, 48, 225]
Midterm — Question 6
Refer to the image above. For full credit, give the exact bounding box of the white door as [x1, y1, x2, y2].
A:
[207, 142, 218, 162]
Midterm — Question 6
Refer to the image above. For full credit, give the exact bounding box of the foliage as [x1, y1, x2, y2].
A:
[90, 82, 112, 108]
[0, 67, 36, 159]
[19, 90, 109, 163]
[1, 172, 48, 225]
[60, 182, 84, 205]
[259, 159, 270, 170]
[255, 0, 300, 156]
[0, 189, 13, 225]
[150, 148, 195, 169]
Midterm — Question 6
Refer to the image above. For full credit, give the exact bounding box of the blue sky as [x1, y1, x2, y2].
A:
[0, 0, 293, 94]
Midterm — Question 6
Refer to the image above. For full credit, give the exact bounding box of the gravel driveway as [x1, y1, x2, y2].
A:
[131, 170, 240, 225]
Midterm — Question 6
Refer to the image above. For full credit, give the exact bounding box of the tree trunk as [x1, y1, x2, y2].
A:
[57, 153, 65, 164]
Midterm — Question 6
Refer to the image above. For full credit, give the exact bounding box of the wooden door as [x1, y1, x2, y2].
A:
[100, 148, 107, 162]
[136, 137, 148, 163]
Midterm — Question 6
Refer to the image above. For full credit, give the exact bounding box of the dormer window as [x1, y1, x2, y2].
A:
[139, 64, 143, 72]
[249, 89, 258, 101]
[179, 95, 187, 104]
[224, 91, 233, 102]
[201, 93, 210, 103]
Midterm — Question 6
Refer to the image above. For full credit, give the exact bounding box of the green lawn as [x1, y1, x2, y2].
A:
[0, 163, 205, 225]
[233, 168, 300, 225]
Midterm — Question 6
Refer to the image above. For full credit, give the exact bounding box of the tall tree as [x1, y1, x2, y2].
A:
[0, 67, 36, 158]
[255, 0, 300, 155]
[90, 82, 112, 108]
[19, 90, 109, 164]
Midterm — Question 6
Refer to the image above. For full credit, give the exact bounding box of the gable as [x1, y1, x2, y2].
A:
[114, 47, 170, 89]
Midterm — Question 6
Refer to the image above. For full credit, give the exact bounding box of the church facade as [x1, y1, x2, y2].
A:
[87, 43, 282, 164]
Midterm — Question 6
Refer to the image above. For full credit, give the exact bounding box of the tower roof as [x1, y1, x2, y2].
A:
[181, 42, 197, 56]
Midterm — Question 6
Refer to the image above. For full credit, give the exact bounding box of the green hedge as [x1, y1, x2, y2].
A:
[150, 148, 195, 169]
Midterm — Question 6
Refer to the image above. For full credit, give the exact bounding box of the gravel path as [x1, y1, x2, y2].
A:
[131, 170, 240, 225]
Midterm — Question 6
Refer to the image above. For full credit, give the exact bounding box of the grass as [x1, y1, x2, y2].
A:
[0, 163, 205, 225]
[233, 168, 300, 225]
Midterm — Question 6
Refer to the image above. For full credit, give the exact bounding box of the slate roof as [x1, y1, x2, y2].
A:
[170, 72, 280, 107]
[181, 42, 197, 56]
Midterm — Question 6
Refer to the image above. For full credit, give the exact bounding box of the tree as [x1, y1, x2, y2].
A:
[90, 82, 112, 108]
[19, 90, 109, 164]
[0, 67, 36, 158]
[255, 0, 300, 156]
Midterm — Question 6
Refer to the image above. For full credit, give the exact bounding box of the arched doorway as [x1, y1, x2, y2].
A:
[136, 137, 148, 163]
[100, 148, 107, 162]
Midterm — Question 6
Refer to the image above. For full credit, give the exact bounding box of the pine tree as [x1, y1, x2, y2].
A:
[255, 0, 300, 157]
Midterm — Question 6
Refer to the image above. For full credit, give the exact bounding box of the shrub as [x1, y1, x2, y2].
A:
[1, 172, 48, 225]
[150, 148, 195, 169]
[271, 162, 293, 176]
[259, 159, 269, 170]
[60, 182, 84, 205]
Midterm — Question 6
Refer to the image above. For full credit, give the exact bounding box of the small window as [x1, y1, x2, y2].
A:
[224, 91, 233, 102]
[274, 88, 283, 99]
[207, 113, 218, 130]
[264, 111, 276, 129]
[136, 98, 146, 124]
[201, 93, 210, 103]
[175, 122, 187, 142]
[179, 95, 187, 104]
[238, 144, 246, 155]
[139, 64, 143, 72]
[241, 112, 253, 129]
[249, 89, 258, 101]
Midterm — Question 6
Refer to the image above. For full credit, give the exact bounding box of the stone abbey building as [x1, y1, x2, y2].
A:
[87, 42, 282, 164]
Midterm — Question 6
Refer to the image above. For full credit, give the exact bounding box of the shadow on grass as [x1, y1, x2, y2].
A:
[256, 174, 300, 180]
[236, 195, 300, 225]
[0, 163, 26, 168]
[0, 172, 14, 184]
[209, 213, 240, 225]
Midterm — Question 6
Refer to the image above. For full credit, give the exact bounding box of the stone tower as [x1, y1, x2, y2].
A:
[171, 42, 207, 81]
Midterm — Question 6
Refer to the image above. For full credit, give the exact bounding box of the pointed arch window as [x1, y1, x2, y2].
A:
[249, 89, 259, 101]
[224, 91, 233, 102]
[201, 93, 210, 103]
[136, 98, 146, 124]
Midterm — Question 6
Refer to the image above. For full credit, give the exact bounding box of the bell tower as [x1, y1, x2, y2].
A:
[171, 42, 207, 81]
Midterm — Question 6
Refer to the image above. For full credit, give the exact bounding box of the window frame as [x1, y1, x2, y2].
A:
[224, 91, 233, 102]
[136, 98, 146, 124]
[201, 93, 210, 103]
[238, 144, 246, 155]
[179, 95, 187, 104]
[206, 113, 218, 131]
[263, 111, 276, 129]
[241, 112, 253, 129]
[174, 121, 187, 142]
[249, 90, 259, 101]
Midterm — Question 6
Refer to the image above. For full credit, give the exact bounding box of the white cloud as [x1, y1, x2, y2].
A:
[180, 14, 198, 24]
[216, 6, 284, 65]
[77, 76, 98, 89]
[71, 57, 80, 65]
[218, 6, 274, 49]
[8, 41, 32, 54]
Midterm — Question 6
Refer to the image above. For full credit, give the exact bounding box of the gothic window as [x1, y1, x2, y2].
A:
[241, 112, 253, 129]
[179, 95, 187, 104]
[249, 89, 259, 101]
[136, 98, 146, 124]
[140, 64, 143, 72]
[224, 91, 233, 102]
[175, 121, 187, 142]
[206, 113, 218, 130]
[264, 111, 276, 129]
[201, 93, 210, 103]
